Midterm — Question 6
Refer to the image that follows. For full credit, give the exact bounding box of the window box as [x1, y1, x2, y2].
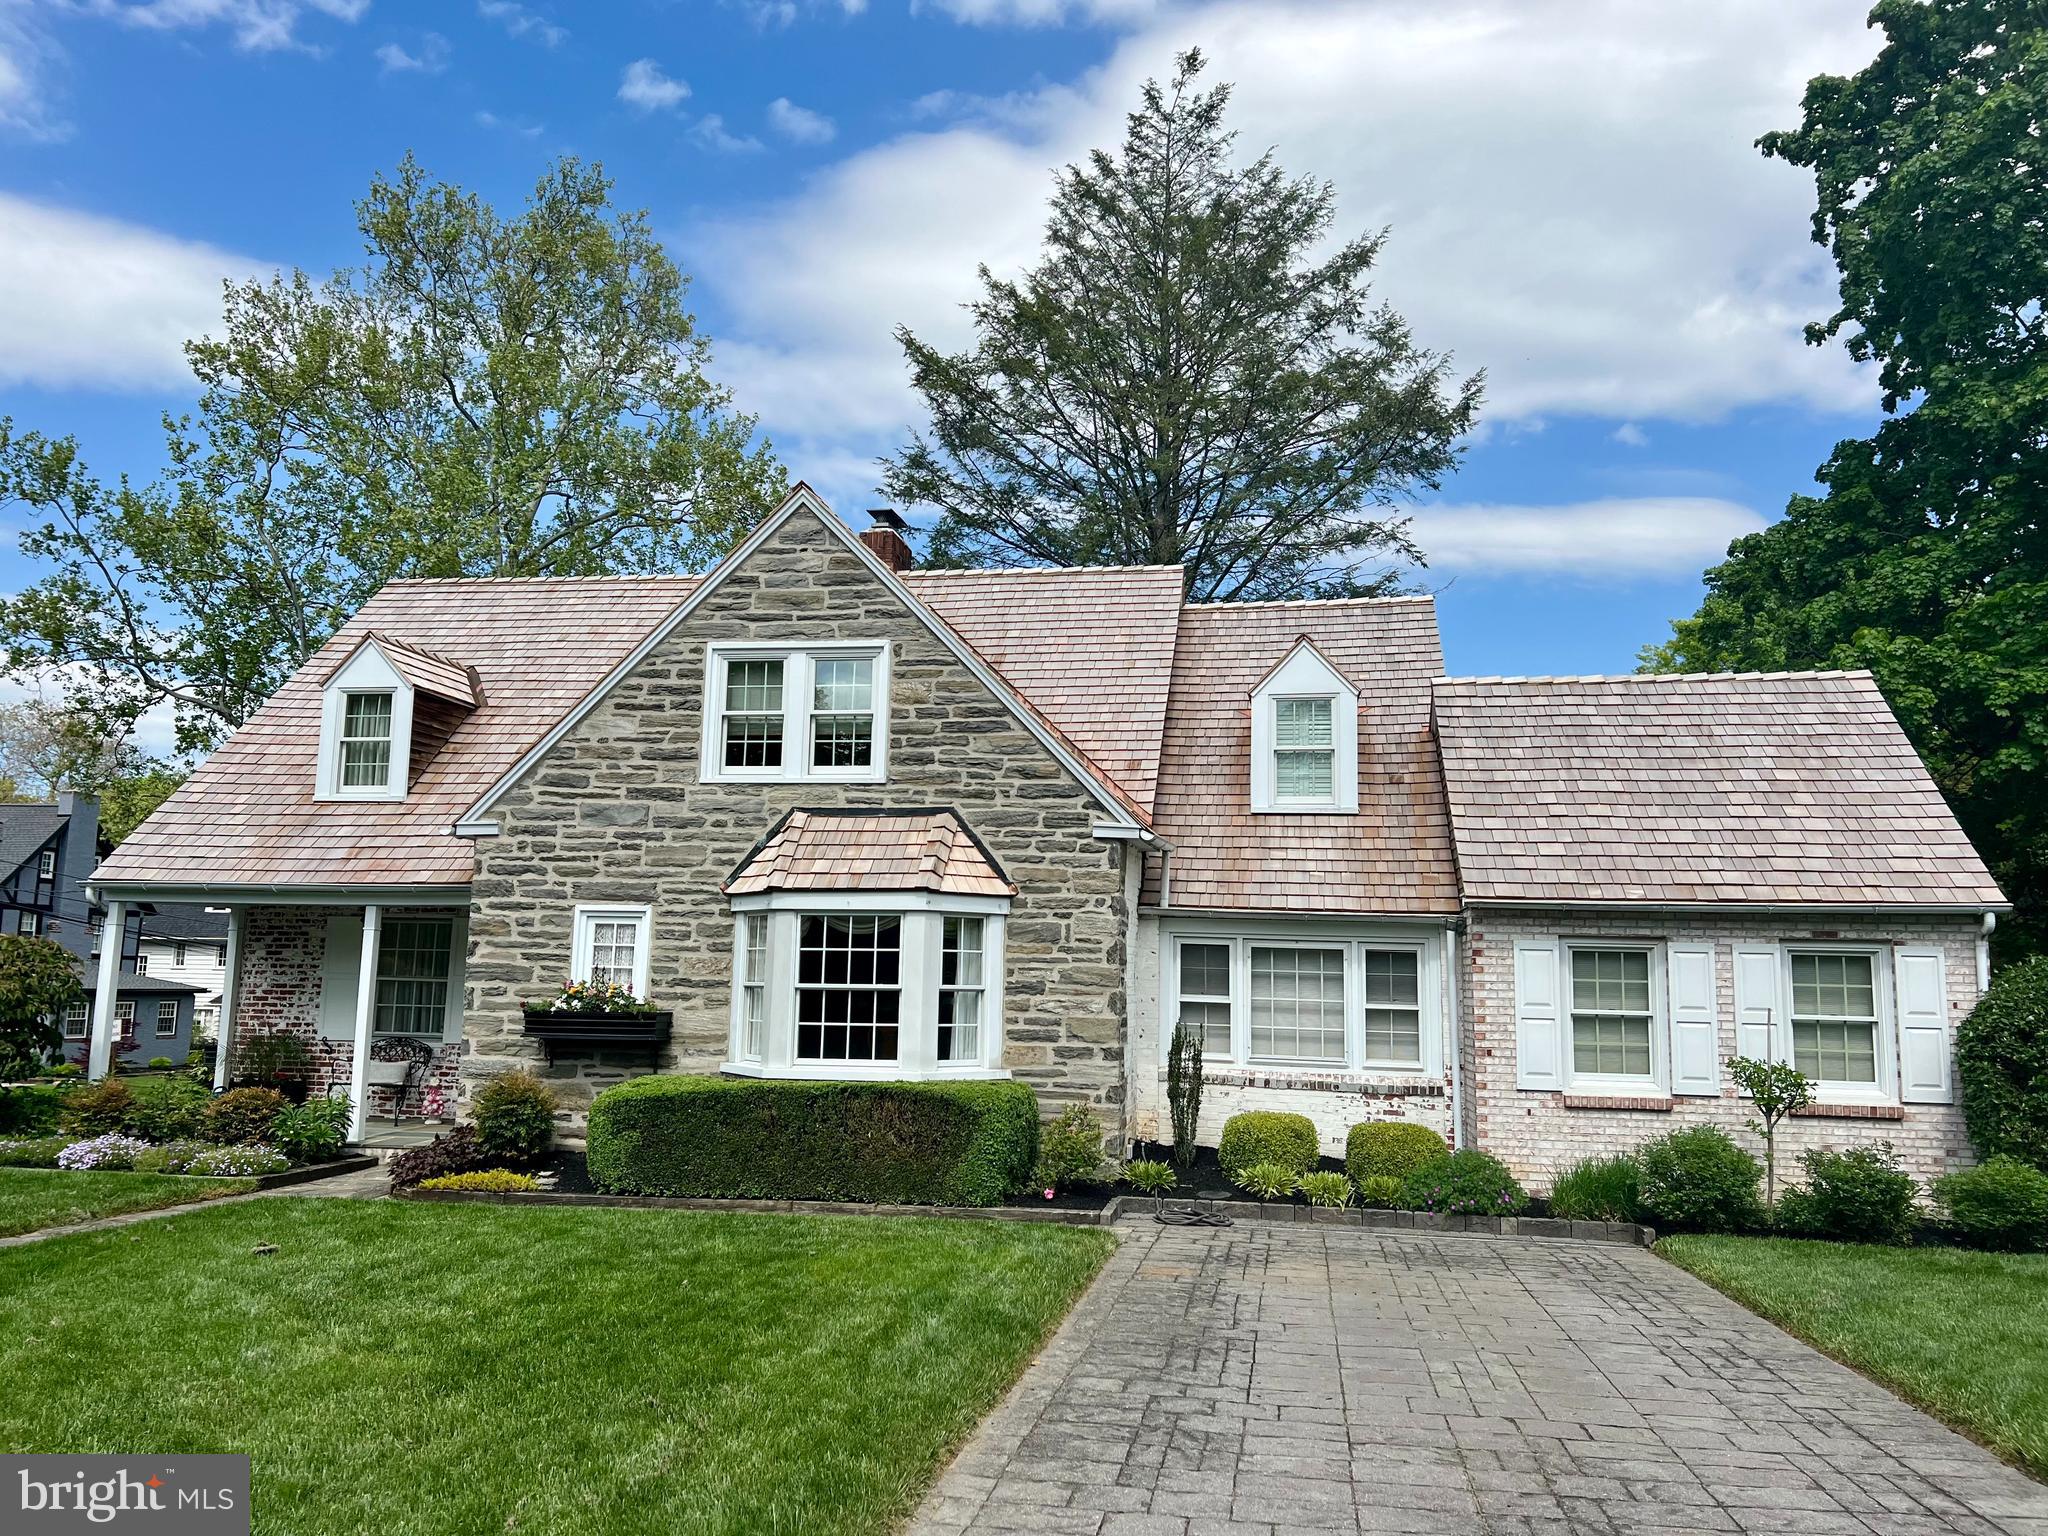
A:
[521, 1007, 673, 1060]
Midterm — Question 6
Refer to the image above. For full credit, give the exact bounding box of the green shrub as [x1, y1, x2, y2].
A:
[231, 1031, 315, 1100]
[1234, 1161, 1300, 1201]
[1403, 1149, 1527, 1215]
[1635, 1126, 1762, 1233]
[1299, 1170, 1353, 1208]
[1034, 1104, 1110, 1192]
[146, 1056, 174, 1070]
[388, 1124, 488, 1191]
[203, 1086, 290, 1146]
[60, 1077, 137, 1136]
[1122, 1159, 1176, 1196]
[124, 1075, 209, 1142]
[1775, 1143, 1918, 1245]
[417, 1168, 540, 1193]
[0, 1084, 68, 1135]
[1357, 1173, 1403, 1208]
[1957, 955, 2048, 1171]
[268, 1099, 349, 1164]
[1345, 1121, 1449, 1185]
[46, 1062, 81, 1077]
[471, 1070, 557, 1166]
[587, 1077, 1039, 1207]
[1934, 1156, 2048, 1251]
[1548, 1154, 1644, 1223]
[1217, 1111, 1318, 1182]
[0, 1135, 67, 1167]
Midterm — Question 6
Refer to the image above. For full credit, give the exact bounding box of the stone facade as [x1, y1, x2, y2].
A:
[1463, 904, 1986, 1191]
[464, 506, 1133, 1131]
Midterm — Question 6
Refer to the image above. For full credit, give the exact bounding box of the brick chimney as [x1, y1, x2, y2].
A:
[857, 508, 914, 573]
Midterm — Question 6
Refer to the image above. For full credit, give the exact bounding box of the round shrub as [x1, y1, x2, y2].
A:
[1345, 1121, 1449, 1185]
[1217, 1111, 1319, 1182]
[1934, 1155, 2048, 1251]
[417, 1169, 540, 1193]
[1548, 1153, 1645, 1223]
[1034, 1104, 1110, 1192]
[203, 1086, 289, 1146]
[1957, 956, 2048, 1171]
[1357, 1174, 1403, 1209]
[1775, 1143, 1918, 1244]
[60, 1078, 136, 1137]
[1403, 1149, 1526, 1216]
[1635, 1126, 1762, 1233]
[471, 1070, 558, 1166]
[146, 1056, 174, 1070]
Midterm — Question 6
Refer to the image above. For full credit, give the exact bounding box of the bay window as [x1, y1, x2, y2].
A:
[701, 643, 889, 784]
[795, 914, 901, 1063]
[937, 916, 985, 1063]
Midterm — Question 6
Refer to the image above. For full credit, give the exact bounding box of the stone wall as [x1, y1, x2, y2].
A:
[1464, 905, 1986, 1191]
[467, 506, 1132, 1132]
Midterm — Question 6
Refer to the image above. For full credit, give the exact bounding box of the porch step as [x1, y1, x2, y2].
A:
[349, 1121, 458, 1162]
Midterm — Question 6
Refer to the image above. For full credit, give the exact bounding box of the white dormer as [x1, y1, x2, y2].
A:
[1250, 638, 1359, 814]
[316, 632, 480, 802]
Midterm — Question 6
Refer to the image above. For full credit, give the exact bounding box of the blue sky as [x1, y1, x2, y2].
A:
[0, 0, 1888, 748]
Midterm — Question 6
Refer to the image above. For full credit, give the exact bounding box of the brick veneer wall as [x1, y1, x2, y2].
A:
[468, 506, 1132, 1131]
[1464, 905, 1986, 1191]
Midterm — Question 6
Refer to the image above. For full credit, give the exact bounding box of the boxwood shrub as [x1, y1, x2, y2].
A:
[1216, 1111, 1319, 1181]
[585, 1076, 1040, 1207]
[1345, 1122, 1449, 1185]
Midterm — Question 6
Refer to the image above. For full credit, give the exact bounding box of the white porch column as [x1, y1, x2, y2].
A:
[86, 899, 126, 1081]
[212, 907, 246, 1092]
[347, 905, 382, 1143]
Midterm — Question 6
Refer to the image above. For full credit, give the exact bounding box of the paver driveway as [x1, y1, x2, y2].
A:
[910, 1220, 2048, 1536]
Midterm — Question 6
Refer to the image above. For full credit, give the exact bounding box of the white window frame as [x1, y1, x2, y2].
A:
[37, 850, 55, 880]
[724, 891, 1009, 1081]
[116, 999, 135, 1041]
[155, 999, 179, 1038]
[316, 641, 414, 802]
[64, 1001, 88, 1039]
[19, 912, 40, 938]
[699, 642, 891, 786]
[570, 904, 653, 1000]
[1562, 940, 1666, 1095]
[373, 913, 463, 1039]
[174, 943, 187, 967]
[1160, 922, 1442, 1076]
[132, 948, 147, 974]
[1250, 641, 1359, 814]
[1780, 943, 1897, 1106]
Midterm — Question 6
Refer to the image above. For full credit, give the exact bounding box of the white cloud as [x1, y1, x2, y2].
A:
[0, 193, 262, 391]
[737, 0, 867, 27]
[375, 33, 448, 74]
[81, 0, 368, 53]
[474, 109, 543, 138]
[618, 58, 689, 113]
[691, 113, 763, 153]
[477, 0, 565, 48]
[767, 95, 835, 145]
[1412, 497, 1765, 578]
[0, 3, 63, 139]
[914, 0, 1158, 25]
[1611, 422, 1648, 448]
[691, 0, 1879, 464]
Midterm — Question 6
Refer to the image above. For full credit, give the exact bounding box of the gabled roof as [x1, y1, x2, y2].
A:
[724, 809, 1016, 897]
[1432, 671, 2008, 909]
[329, 633, 481, 709]
[0, 803, 66, 880]
[137, 903, 230, 941]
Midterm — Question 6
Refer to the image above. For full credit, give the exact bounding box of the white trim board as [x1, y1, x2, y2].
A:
[452, 485, 1147, 837]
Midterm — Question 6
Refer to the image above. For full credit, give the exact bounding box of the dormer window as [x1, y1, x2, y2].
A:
[339, 692, 395, 789]
[316, 632, 479, 802]
[1250, 638, 1359, 814]
[701, 643, 889, 784]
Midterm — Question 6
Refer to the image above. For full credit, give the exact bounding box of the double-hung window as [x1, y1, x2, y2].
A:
[116, 1000, 135, 1041]
[703, 645, 888, 784]
[1168, 933, 1437, 1073]
[338, 691, 395, 790]
[795, 914, 902, 1063]
[938, 916, 986, 1063]
[1568, 948, 1655, 1081]
[37, 850, 54, 880]
[737, 914, 768, 1060]
[375, 916, 455, 1037]
[1250, 641, 1359, 814]
[64, 1001, 87, 1039]
[1174, 942, 1234, 1056]
[1789, 950, 1879, 1087]
[1271, 699, 1336, 805]
[155, 1000, 179, 1038]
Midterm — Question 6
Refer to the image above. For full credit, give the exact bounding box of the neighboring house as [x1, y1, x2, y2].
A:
[135, 904, 230, 1042]
[82, 487, 2007, 1185]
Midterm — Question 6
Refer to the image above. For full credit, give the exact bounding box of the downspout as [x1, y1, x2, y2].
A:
[1980, 910, 1997, 992]
[1444, 918, 1464, 1151]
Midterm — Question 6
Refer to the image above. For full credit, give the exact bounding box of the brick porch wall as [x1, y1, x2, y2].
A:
[1465, 905, 1986, 1192]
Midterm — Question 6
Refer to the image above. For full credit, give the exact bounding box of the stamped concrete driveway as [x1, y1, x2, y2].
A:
[909, 1221, 2048, 1536]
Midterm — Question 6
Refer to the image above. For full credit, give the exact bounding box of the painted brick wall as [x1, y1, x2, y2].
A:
[469, 506, 1132, 1133]
[1464, 905, 1986, 1191]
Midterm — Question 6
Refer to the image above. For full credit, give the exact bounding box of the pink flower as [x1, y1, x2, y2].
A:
[1043, 1188, 1055, 1200]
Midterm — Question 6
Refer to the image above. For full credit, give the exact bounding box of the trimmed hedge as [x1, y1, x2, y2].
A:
[1957, 956, 2048, 1171]
[1216, 1111, 1320, 1181]
[1345, 1122, 1449, 1185]
[585, 1076, 1040, 1207]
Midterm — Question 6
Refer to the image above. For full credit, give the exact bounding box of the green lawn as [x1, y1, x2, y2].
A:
[0, 1167, 254, 1236]
[1661, 1234, 2048, 1474]
[0, 1199, 1113, 1535]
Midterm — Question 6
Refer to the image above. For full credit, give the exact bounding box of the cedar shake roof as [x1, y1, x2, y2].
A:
[723, 810, 1016, 897]
[1432, 671, 2008, 909]
[331, 633, 482, 708]
[1142, 597, 1462, 916]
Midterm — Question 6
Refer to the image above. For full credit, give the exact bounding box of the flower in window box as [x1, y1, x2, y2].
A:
[524, 980, 655, 1016]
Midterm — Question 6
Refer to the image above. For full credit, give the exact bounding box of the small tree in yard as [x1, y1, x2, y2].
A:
[1726, 1055, 1812, 1207]
[1166, 1021, 1204, 1174]
[0, 935, 84, 1079]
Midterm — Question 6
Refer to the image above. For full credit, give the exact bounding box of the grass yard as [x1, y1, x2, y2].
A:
[1661, 1235, 2048, 1475]
[0, 1198, 1113, 1535]
[0, 1167, 254, 1237]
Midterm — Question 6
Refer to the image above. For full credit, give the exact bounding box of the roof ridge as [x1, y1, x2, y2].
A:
[1435, 668, 1876, 686]
[1184, 594, 1437, 611]
[903, 563, 1185, 578]
[380, 574, 705, 587]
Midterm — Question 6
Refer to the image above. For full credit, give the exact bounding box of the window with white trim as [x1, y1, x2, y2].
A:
[1788, 950, 1879, 1086]
[1249, 641, 1358, 814]
[1250, 945, 1346, 1063]
[738, 913, 767, 1060]
[375, 916, 455, 1037]
[18, 912, 41, 938]
[174, 943, 188, 967]
[1271, 698, 1336, 803]
[156, 999, 179, 1037]
[339, 691, 395, 789]
[1174, 942, 1233, 1056]
[1363, 950, 1421, 1063]
[132, 949, 147, 974]
[1166, 932, 1437, 1073]
[37, 850, 55, 880]
[116, 999, 135, 1041]
[938, 916, 985, 1063]
[316, 641, 415, 802]
[1568, 948, 1654, 1080]
[702, 645, 889, 784]
[64, 1001, 87, 1039]
[795, 914, 901, 1063]
[571, 905, 652, 999]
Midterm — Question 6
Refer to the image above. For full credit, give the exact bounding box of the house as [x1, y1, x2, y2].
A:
[135, 904, 230, 1041]
[81, 487, 2006, 1186]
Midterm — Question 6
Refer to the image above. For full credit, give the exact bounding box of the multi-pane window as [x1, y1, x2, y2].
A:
[174, 943, 188, 967]
[116, 1000, 135, 1041]
[722, 659, 786, 769]
[795, 915, 901, 1063]
[1250, 946, 1347, 1063]
[132, 948, 147, 973]
[738, 914, 767, 1059]
[1362, 950, 1422, 1065]
[811, 657, 876, 770]
[338, 691, 395, 789]
[589, 921, 641, 991]
[375, 917, 453, 1036]
[156, 1000, 178, 1038]
[1790, 951, 1879, 1085]
[19, 913, 40, 938]
[1272, 697, 1336, 803]
[64, 1001, 87, 1039]
[1175, 941, 1234, 1056]
[938, 916, 985, 1063]
[1569, 949, 1653, 1078]
[37, 850, 54, 879]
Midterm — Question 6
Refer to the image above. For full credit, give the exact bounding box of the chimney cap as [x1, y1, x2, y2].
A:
[867, 507, 909, 532]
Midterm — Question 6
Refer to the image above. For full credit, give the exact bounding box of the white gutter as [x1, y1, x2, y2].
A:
[1467, 897, 2013, 918]
[88, 880, 471, 907]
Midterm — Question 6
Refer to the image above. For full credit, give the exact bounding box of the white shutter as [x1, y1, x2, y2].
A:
[1732, 945, 1781, 1063]
[1668, 943, 1720, 1096]
[1895, 946, 1952, 1104]
[1513, 939, 1564, 1090]
[318, 913, 365, 1040]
